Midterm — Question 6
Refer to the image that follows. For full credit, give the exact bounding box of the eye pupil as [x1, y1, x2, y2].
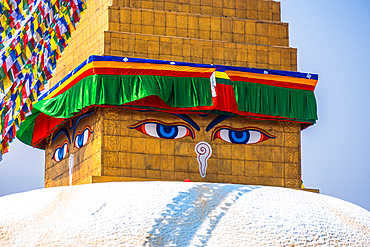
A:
[233, 131, 246, 139]
[162, 126, 175, 134]
[230, 130, 249, 143]
[157, 125, 178, 138]
[78, 136, 83, 147]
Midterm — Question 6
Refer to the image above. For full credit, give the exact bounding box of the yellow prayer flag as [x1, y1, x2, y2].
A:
[50, 36, 57, 50]
[25, 45, 32, 59]
[14, 95, 21, 112]
[1, 15, 7, 26]
[68, 21, 75, 32]
[31, 90, 38, 103]
[3, 0, 10, 10]
[18, 1, 24, 13]
[33, 19, 39, 31]
[3, 76, 11, 89]
[40, 22, 46, 34]
[16, 114, 22, 126]
[26, 97, 32, 106]
[56, 45, 61, 57]
[32, 68, 37, 80]
[15, 43, 22, 55]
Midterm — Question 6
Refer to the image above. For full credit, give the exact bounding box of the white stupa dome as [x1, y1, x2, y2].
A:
[0, 182, 369, 246]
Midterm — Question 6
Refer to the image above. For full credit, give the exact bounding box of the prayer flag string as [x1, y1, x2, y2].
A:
[0, 0, 86, 160]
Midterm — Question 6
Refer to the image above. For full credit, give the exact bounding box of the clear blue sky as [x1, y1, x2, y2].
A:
[281, 0, 370, 211]
[0, 0, 369, 211]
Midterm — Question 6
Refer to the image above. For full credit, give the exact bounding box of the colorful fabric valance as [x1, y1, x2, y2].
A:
[17, 55, 319, 149]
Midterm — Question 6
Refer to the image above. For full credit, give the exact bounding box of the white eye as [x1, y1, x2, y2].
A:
[219, 129, 231, 143]
[247, 131, 262, 144]
[213, 127, 274, 144]
[144, 123, 160, 138]
[176, 126, 188, 139]
[53, 143, 68, 162]
[143, 123, 191, 139]
[74, 127, 93, 149]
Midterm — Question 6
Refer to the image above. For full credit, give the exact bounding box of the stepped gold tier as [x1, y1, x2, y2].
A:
[50, 0, 296, 87]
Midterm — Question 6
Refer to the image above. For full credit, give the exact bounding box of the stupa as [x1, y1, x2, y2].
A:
[2, 1, 370, 246]
[16, 0, 318, 191]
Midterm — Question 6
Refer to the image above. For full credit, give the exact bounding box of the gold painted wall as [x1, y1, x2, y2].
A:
[50, 0, 297, 87]
[45, 108, 302, 188]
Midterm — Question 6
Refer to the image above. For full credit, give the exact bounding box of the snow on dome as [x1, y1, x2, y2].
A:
[0, 182, 369, 246]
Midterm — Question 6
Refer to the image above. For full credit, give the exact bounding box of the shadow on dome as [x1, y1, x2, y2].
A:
[144, 184, 260, 246]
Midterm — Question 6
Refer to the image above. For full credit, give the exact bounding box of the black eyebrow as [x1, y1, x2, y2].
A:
[171, 114, 200, 131]
[206, 115, 235, 132]
[72, 111, 94, 140]
[132, 110, 201, 131]
[52, 127, 71, 144]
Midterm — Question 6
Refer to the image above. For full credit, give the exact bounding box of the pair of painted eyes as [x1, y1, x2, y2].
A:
[130, 121, 274, 144]
[53, 127, 93, 162]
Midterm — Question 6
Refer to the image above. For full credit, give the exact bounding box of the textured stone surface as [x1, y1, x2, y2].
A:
[46, 108, 302, 188]
[111, 0, 282, 21]
[0, 182, 369, 246]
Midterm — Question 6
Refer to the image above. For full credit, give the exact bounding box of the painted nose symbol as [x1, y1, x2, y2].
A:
[195, 141, 212, 178]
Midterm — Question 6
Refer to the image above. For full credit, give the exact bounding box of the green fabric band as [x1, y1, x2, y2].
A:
[34, 74, 214, 118]
[16, 110, 39, 146]
[232, 80, 317, 122]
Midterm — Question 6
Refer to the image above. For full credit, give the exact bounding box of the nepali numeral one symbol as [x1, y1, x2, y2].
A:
[69, 154, 74, 186]
[195, 141, 212, 178]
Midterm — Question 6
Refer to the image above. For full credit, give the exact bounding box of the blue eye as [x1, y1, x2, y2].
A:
[74, 126, 93, 149]
[230, 130, 249, 143]
[129, 120, 195, 139]
[53, 141, 69, 162]
[212, 126, 275, 144]
[157, 124, 179, 138]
